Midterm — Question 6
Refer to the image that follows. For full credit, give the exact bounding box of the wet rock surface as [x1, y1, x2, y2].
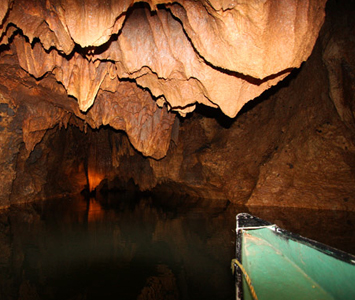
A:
[0, 0, 354, 210]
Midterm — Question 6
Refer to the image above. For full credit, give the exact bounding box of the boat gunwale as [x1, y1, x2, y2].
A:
[234, 213, 355, 300]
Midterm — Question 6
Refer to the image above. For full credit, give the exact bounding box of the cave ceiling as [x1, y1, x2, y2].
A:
[0, 0, 327, 159]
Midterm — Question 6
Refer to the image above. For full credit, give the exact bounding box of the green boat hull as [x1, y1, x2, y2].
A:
[233, 213, 355, 300]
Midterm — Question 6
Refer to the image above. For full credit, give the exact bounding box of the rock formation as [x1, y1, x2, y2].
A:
[1, 0, 327, 138]
[1, 0, 355, 210]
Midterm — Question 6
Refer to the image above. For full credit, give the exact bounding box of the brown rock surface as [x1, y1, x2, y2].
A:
[119, 0, 355, 210]
[0, 93, 22, 208]
[169, 0, 326, 78]
[1, 0, 326, 117]
[1, 0, 354, 211]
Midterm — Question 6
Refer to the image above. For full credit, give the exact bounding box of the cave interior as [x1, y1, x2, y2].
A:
[0, 0, 354, 212]
[0, 0, 355, 211]
[0, 0, 355, 299]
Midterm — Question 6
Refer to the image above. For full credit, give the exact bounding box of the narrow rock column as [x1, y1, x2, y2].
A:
[0, 91, 23, 208]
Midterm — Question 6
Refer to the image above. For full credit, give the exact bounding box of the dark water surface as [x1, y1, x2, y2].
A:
[0, 192, 355, 300]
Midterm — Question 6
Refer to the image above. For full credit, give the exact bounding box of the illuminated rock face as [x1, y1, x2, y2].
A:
[1, 0, 326, 123]
[5, 0, 353, 210]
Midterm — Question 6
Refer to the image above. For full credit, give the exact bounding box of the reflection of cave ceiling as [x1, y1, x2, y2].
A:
[0, 0, 327, 158]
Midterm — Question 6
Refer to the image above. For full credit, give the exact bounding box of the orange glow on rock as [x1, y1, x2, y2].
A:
[87, 169, 104, 191]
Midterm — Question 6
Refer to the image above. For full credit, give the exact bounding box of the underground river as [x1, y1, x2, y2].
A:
[0, 192, 354, 300]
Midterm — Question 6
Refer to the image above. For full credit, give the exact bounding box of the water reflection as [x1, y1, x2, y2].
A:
[0, 193, 354, 300]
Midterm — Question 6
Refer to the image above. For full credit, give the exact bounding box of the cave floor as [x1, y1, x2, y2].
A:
[0, 193, 354, 300]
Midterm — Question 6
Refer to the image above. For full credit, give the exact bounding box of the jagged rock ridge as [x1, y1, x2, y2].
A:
[0, 0, 326, 158]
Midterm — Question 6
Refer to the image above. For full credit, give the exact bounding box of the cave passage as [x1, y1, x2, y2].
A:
[0, 0, 354, 211]
[0, 193, 355, 300]
[0, 0, 355, 298]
